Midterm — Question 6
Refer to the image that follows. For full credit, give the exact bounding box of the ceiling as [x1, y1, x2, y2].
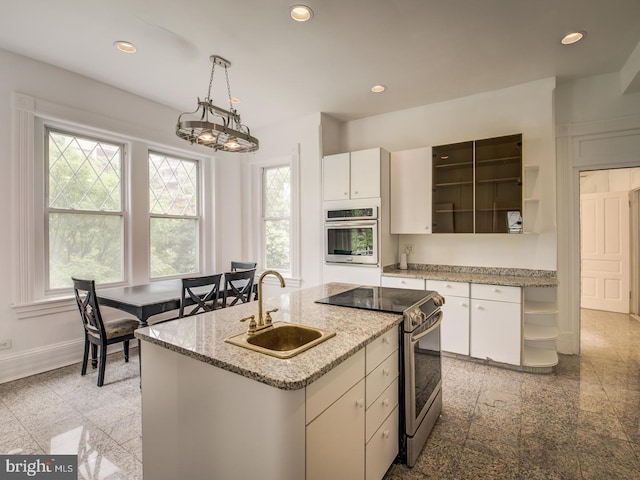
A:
[2, 0, 640, 130]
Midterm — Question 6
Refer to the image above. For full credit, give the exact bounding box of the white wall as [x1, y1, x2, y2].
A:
[580, 168, 640, 193]
[342, 78, 557, 270]
[556, 72, 640, 354]
[0, 49, 219, 382]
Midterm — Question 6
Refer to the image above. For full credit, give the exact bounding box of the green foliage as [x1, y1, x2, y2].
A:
[263, 166, 291, 271]
[150, 218, 197, 277]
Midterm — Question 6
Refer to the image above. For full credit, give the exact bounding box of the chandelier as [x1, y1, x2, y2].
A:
[176, 55, 259, 153]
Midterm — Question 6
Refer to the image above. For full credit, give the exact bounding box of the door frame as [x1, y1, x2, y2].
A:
[631, 188, 640, 318]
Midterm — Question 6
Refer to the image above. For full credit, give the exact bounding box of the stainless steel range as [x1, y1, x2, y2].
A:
[316, 286, 444, 467]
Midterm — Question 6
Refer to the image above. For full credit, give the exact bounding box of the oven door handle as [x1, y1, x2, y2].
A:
[410, 312, 443, 343]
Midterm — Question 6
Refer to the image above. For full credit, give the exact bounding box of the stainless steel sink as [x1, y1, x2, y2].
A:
[225, 322, 336, 359]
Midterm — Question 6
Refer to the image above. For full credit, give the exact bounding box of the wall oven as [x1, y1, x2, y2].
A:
[324, 207, 378, 265]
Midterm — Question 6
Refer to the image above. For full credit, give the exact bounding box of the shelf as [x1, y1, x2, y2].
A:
[435, 209, 473, 214]
[524, 301, 558, 314]
[433, 181, 473, 187]
[475, 155, 521, 166]
[523, 198, 539, 203]
[523, 324, 558, 341]
[523, 346, 558, 368]
[475, 207, 521, 212]
[523, 165, 539, 172]
[476, 177, 522, 185]
[434, 161, 473, 169]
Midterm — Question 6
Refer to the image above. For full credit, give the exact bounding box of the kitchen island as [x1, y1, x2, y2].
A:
[134, 282, 404, 480]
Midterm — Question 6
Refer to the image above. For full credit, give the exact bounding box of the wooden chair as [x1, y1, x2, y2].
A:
[230, 261, 257, 271]
[222, 269, 256, 307]
[72, 277, 140, 387]
[179, 273, 223, 317]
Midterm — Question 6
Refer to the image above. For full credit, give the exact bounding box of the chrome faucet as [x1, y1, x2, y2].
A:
[240, 269, 286, 334]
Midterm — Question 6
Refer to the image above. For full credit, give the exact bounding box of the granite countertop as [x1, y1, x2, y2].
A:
[382, 264, 558, 287]
[134, 283, 402, 391]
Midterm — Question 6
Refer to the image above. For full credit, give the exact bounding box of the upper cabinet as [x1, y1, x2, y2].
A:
[323, 148, 385, 201]
[432, 134, 523, 234]
[390, 147, 432, 234]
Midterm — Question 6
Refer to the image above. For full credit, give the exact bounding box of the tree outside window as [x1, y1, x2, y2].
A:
[262, 165, 291, 272]
[46, 129, 124, 290]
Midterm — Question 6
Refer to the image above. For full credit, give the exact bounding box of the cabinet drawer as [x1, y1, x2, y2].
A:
[381, 276, 425, 290]
[366, 327, 399, 375]
[366, 377, 398, 443]
[366, 352, 398, 409]
[366, 406, 399, 480]
[471, 283, 521, 303]
[307, 348, 365, 424]
[426, 279, 469, 297]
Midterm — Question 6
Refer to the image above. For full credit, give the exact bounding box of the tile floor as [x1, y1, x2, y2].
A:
[1, 309, 639, 479]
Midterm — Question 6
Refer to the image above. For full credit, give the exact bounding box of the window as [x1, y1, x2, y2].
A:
[149, 152, 200, 278]
[46, 129, 124, 290]
[262, 165, 291, 273]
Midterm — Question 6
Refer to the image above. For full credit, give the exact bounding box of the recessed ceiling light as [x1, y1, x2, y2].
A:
[290, 5, 313, 22]
[371, 85, 386, 93]
[114, 40, 137, 54]
[230, 97, 241, 104]
[561, 31, 585, 45]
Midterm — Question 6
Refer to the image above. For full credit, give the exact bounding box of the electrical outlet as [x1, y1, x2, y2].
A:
[0, 339, 11, 350]
[405, 244, 414, 254]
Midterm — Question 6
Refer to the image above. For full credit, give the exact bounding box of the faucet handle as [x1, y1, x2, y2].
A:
[264, 308, 278, 325]
[240, 315, 257, 334]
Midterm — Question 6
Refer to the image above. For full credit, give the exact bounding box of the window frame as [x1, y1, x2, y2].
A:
[249, 153, 301, 285]
[44, 127, 127, 293]
[148, 150, 202, 279]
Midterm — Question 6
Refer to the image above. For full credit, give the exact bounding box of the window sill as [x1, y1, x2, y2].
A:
[12, 295, 77, 320]
[258, 274, 302, 289]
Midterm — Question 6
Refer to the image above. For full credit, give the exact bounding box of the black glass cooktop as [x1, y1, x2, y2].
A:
[316, 286, 434, 314]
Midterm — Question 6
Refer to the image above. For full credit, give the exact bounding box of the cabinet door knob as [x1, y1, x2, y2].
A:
[382, 336, 390, 344]
[383, 368, 390, 376]
[356, 399, 365, 408]
[354, 191, 358, 195]
[382, 430, 390, 438]
[460, 302, 468, 307]
[382, 398, 390, 407]
[493, 288, 500, 293]
[476, 305, 483, 310]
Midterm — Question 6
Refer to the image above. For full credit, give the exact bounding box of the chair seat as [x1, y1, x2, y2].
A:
[87, 317, 139, 340]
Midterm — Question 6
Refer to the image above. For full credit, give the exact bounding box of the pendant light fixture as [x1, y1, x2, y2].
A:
[176, 55, 259, 152]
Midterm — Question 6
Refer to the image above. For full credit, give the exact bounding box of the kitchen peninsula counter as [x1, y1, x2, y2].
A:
[135, 282, 402, 390]
[382, 264, 558, 287]
[135, 282, 405, 480]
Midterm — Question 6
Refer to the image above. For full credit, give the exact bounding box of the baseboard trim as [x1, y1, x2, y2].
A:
[0, 338, 85, 384]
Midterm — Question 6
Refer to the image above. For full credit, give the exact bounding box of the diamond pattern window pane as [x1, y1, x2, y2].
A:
[263, 166, 290, 218]
[149, 153, 198, 216]
[48, 131, 122, 211]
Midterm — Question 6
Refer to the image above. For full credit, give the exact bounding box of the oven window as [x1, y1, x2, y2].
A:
[413, 325, 442, 417]
[327, 227, 374, 256]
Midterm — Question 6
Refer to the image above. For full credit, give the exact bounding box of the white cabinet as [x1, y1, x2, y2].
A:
[426, 280, 470, 356]
[307, 379, 366, 480]
[390, 147, 432, 234]
[522, 286, 558, 368]
[323, 152, 351, 200]
[306, 349, 365, 480]
[323, 148, 386, 201]
[306, 329, 399, 480]
[381, 275, 425, 290]
[470, 284, 522, 365]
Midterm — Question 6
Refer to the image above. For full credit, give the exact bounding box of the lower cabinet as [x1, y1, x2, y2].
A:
[306, 329, 399, 480]
[470, 284, 522, 365]
[426, 280, 470, 355]
[307, 379, 366, 480]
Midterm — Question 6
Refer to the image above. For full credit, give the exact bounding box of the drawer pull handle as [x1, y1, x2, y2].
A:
[356, 399, 364, 408]
[382, 430, 390, 438]
[460, 302, 467, 307]
[476, 305, 483, 310]
[493, 288, 500, 293]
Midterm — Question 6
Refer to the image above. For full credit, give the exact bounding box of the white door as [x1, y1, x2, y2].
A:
[580, 191, 630, 313]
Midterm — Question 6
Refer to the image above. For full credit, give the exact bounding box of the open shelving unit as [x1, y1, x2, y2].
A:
[522, 288, 558, 369]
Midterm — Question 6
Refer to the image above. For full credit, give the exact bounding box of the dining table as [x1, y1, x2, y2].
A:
[96, 277, 257, 326]
[96, 279, 185, 327]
